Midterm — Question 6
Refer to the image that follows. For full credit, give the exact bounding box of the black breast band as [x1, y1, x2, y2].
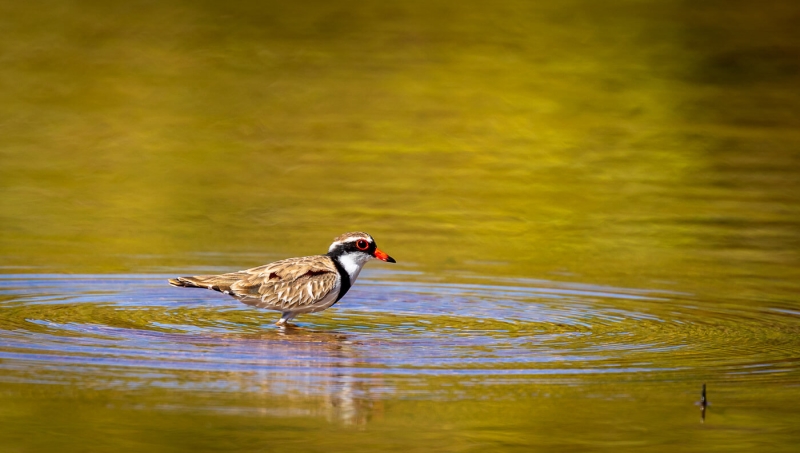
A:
[330, 258, 352, 303]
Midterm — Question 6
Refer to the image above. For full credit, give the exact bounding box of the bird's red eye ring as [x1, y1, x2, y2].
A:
[356, 239, 369, 250]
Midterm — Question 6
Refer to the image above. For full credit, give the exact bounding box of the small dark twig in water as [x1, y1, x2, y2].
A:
[698, 383, 709, 423]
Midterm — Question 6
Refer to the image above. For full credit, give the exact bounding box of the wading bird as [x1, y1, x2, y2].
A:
[169, 232, 395, 326]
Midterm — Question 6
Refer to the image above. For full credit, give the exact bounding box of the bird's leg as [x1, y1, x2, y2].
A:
[276, 312, 297, 328]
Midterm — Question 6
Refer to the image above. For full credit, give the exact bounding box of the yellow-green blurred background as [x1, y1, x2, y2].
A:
[3, 0, 798, 299]
[2, 0, 800, 451]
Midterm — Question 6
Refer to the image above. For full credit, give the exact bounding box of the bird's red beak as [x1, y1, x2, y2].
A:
[373, 248, 396, 263]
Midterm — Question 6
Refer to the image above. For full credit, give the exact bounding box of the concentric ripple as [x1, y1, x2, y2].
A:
[0, 273, 799, 395]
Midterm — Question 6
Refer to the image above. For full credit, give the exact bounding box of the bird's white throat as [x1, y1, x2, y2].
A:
[336, 252, 371, 283]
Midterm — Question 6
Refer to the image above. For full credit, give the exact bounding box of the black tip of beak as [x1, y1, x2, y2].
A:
[386, 255, 396, 263]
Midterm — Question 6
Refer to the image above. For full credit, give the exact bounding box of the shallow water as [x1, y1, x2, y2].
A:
[2, 0, 800, 451]
[1, 273, 799, 450]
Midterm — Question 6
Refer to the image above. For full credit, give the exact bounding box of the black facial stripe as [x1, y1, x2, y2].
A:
[328, 239, 376, 256]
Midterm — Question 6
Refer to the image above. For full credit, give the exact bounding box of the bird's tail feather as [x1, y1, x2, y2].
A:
[168, 275, 238, 294]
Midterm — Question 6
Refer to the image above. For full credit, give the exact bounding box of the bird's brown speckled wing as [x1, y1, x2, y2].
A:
[230, 255, 339, 310]
[168, 255, 340, 312]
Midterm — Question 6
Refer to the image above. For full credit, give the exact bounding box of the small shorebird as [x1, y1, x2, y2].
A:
[168, 232, 395, 326]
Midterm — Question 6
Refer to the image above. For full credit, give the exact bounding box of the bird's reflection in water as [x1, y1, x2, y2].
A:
[200, 327, 385, 426]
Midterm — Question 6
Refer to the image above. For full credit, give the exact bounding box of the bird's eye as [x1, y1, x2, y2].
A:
[356, 239, 369, 250]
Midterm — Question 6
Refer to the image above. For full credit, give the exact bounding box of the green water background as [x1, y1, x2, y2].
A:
[1, 0, 800, 451]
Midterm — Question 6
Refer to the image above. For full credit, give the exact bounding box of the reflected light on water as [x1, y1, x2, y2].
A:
[1, 0, 800, 450]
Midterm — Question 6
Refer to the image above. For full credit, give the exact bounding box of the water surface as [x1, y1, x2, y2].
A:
[1, 0, 800, 451]
[1, 272, 799, 451]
